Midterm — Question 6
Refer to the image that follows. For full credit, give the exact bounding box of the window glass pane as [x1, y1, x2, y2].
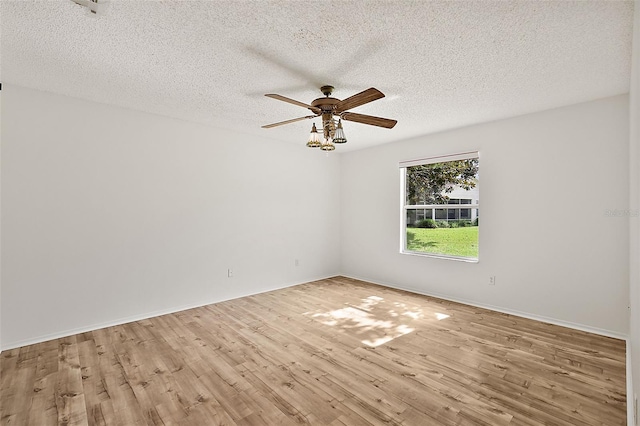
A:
[403, 156, 479, 260]
[407, 209, 435, 227]
[406, 210, 417, 227]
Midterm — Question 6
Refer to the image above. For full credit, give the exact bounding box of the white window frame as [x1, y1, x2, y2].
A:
[399, 151, 479, 262]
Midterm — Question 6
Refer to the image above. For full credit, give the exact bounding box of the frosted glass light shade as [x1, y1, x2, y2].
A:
[333, 119, 347, 144]
[320, 137, 335, 151]
[306, 123, 321, 148]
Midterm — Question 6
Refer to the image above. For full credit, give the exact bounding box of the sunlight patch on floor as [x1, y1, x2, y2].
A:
[362, 324, 414, 347]
[305, 295, 425, 347]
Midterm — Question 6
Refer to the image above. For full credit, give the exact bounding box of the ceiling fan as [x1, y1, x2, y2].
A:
[262, 85, 397, 151]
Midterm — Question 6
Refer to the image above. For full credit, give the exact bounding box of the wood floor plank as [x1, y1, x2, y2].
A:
[23, 340, 59, 426]
[55, 337, 89, 426]
[0, 277, 627, 425]
[1, 346, 38, 425]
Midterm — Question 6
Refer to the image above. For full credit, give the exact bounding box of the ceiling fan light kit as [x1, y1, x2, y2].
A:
[263, 85, 397, 152]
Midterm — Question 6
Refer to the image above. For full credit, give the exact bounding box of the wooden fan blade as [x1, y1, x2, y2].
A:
[335, 88, 385, 112]
[341, 112, 397, 129]
[261, 115, 318, 129]
[265, 94, 321, 113]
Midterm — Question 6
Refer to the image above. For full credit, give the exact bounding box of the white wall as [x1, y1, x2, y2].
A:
[340, 95, 630, 337]
[0, 85, 341, 350]
[0, 87, 3, 349]
[628, 0, 640, 421]
[0, 84, 632, 354]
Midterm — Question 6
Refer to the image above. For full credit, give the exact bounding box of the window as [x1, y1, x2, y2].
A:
[400, 152, 479, 261]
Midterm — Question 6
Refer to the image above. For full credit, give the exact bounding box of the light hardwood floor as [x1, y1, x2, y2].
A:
[0, 276, 627, 425]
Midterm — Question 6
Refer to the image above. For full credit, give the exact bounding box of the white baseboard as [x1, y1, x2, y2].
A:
[340, 274, 628, 340]
[0, 274, 335, 352]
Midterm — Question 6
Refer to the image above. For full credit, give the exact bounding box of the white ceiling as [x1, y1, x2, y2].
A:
[1, 0, 635, 152]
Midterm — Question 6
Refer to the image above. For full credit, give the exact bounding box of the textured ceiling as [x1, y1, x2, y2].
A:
[1, 0, 635, 152]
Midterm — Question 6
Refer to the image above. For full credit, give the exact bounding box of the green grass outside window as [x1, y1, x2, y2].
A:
[406, 227, 478, 258]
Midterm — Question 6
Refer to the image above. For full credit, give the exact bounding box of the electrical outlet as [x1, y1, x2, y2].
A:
[295, 259, 300, 267]
[489, 276, 496, 285]
[227, 269, 233, 278]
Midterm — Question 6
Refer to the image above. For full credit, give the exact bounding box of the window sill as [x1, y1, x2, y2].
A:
[400, 250, 479, 263]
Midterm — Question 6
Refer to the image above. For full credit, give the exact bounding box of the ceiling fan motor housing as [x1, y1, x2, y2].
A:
[310, 97, 339, 111]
